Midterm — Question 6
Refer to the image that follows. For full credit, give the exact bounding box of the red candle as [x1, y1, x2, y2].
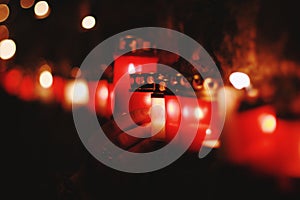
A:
[222, 104, 278, 172]
[275, 119, 300, 177]
[113, 55, 158, 115]
[52, 76, 65, 104]
[2, 69, 23, 96]
[19, 75, 36, 101]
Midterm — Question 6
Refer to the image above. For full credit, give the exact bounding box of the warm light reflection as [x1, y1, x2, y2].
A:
[20, 0, 35, 9]
[0, 4, 9, 23]
[194, 107, 204, 120]
[34, 1, 50, 19]
[206, 128, 212, 135]
[39, 70, 53, 89]
[229, 72, 251, 90]
[259, 114, 277, 134]
[97, 84, 109, 100]
[0, 39, 16, 60]
[81, 15, 96, 29]
[167, 99, 180, 117]
[128, 63, 135, 74]
[202, 140, 220, 148]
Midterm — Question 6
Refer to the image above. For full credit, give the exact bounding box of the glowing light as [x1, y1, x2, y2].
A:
[39, 70, 53, 89]
[182, 106, 190, 118]
[206, 128, 212, 135]
[3, 69, 23, 95]
[259, 114, 277, 134]
[0, 4, 9, 23]
[81, 16, 96, 30]
[65, 79, 89, 106]
[128, 63, 135, 74]
[194, 107, 204, 120]
[151, 97, 166, 141]
[34, 1, 50, 19]
[167, 99, 180, 116]
[0, 39, 16, 60]
[20, 0, 35, 9]
[97, 84, 108, 100]
[0, 25, 9, 41]
[202, 140, 220, 148]
[229, 72, 251, 90]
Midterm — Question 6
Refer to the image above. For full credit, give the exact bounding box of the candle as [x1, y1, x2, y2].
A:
[113, 56, 158, 115]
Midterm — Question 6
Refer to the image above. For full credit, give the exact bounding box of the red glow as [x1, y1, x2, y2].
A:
[19, 75, 35, 101]
[165, 95, 219, 152]
[165, 95, 181, 142]
[52, 76, 65, 103]
[3, 69, 23, 96]
[87, 80, 113, 118]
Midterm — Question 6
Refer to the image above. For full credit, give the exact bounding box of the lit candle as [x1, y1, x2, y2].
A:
[89, 80, 114, 119]
[113, 57, 158, 115]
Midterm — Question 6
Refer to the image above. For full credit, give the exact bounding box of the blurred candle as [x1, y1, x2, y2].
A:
[19, 75, 35, 101]
[63, 79, 89, 110]
[88, 80, 114, 119]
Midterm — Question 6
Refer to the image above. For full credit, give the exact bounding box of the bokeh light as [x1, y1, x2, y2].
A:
[34, 1, 50, 19]
[20, 0, 35, 9]
[81, 15, 96, 29]
[229, 72, 251, 90]
[0, 4, 9, 23]
[39, 70, 53, 89]
[0, 25, 9, 41]
[0, 39, 16, 60]
[259, 114, 277, 134]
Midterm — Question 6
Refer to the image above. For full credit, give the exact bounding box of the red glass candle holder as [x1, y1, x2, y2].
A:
[165, 93, 220, 152]
[113, 55, 158, 115]
[87, 80, 114, 119]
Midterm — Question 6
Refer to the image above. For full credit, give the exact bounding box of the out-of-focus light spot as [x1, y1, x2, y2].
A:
[65, 79, 89, 106]
[0, 25, 9, 41]
[194, 107, 204, 120]
[39, 63, 51, 72]
[0, 39, 16, 60]
[247, 88, 259, 98]
[259, 114, 277, 134]
[229, 72, 251, 90]
[128, 63, 135, 74]
[206, 128, 212, 135]
[0, 4, 9, 23]
[167, 99, 180, 116]
[3, 69, 23, 95]
[81, 15, 96, 30]
[97, 84, 108, 100]
[182, 106, 190, 118]
[34, 1, 50, 19]
[20, 0, 35, 9]
[39, 70, 53, 89]
[70, 67, 81, 78]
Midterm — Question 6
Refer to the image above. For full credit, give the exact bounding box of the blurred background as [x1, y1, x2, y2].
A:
[1, 0, 300, 199]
